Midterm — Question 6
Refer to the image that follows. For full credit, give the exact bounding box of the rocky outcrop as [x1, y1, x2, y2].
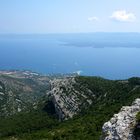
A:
[49, 77, 93, 121]
[49, 77, 80, 120]
[102, 98, 140, 140]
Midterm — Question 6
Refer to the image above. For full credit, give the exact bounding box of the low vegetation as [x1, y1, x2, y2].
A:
[1, 76, 140, 140]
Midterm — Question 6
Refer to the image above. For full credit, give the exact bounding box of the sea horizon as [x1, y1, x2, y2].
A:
[0, 33, 140, 80]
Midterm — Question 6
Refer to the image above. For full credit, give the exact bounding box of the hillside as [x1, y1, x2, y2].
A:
[0, 71, 140, 140]
[0, 70, 51, 117]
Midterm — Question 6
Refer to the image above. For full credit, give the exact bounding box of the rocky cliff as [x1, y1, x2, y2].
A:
[102, 98, 140, 140]
[49, 77, 93, 120]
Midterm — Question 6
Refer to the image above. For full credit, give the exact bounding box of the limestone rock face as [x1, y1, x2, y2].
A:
[49, 77, 93, 121]
[49, 77, 80, 120]
[102, 98, 140, 140]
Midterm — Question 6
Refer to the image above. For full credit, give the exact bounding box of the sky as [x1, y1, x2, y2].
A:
[0, 0, 140, 33]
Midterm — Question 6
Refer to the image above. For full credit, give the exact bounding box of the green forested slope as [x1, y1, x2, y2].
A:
[1, 76, 140, 140]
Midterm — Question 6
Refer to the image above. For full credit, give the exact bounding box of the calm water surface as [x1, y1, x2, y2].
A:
[0, 33, 140, 79]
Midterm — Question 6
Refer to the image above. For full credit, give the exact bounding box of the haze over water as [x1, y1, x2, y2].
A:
[0, 33, 140, 79]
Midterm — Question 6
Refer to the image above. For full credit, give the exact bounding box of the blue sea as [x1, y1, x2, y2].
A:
[0, 33, 140, 79]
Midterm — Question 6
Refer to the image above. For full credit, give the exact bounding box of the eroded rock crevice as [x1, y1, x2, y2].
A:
[133, 122, 140, 140]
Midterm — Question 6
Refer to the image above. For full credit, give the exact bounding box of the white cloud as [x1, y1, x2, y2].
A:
[110, 10, 136, 22]
[88, 16, 99, 22]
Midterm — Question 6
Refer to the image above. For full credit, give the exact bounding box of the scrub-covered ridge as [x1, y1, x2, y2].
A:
[0, 70, 140, 140]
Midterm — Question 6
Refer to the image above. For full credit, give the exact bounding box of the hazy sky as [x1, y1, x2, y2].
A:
[0, 0, 140, 33]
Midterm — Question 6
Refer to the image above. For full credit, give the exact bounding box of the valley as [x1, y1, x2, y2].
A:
[0, 70, 140, 140]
